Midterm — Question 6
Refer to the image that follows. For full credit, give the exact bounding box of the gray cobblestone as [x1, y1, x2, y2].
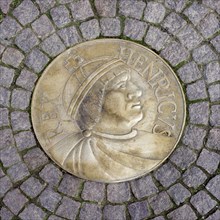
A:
[0, 2, 219, 219]
[0, 207, 13, 220]
[124, 18, 147, 41]
[162, 12, 187, 35]
[0, 108, 9, 127]
[119, 0, 146, 20]
[0, 87, 10, 107]
[193, 44, 218, 65]
[0, 0, 12, 14]
[154, 162, 181, 187]
[56, 197, 80, 220]
[40, 164, 62, 187]
[48, 215, 64, 220]
[58, 0, 73, 3]
[0, 129, 14, 149]
[203, 0, 220, 14]
[0, 146, 21, 167]
[206, 210, 220, 220]
[11, 111, 31, 131]
[50, 6, 71, 28]
[58, 174, 82, 197]
[148, 191, 173, 215]
[164, 0, 187, 12]
[210, 105, 220, 126]
[128, 201, 151, 220]
[3, 189, 28, 215]
[69, 0, 94, 21]
[131, 175, 158, 199]
[152, 217, 165, 220]
[144, 2, 166, 24]
[211, 35, 220, 53]
[183, 2, 209, 26]
[100, 18, 121, 37]
[198, 13, 220, 39]
[0, 44, 5, 55]
[189, 102, 209, 125]
[81, 181, 105, 202]
[182, 125, 207, 150]
[183, 166, 207, 188]
[197, 149, 220, 174]
[145, 26, 170, 51]
[1, 40, 12, 49]
[32, 15, 55, 39]
[36, 0, 56, 13]
[79, 203, 102, 220]
[39, 187, 62, 212]
[204, 61, 220, 84]
[0, 43, 5, 52]
[107, 182, 131, 203]
[15, 28, 39, 53]
[23, 148, 49, 171]
[13, 0, 39, 26]
[167, 204, 197, 220]
[190, 190, 217, 215]
[103, 205, 126, 220]
[206, 175, 220, 201]
[186, 80, 208, 101]
[7, 162, 30, 183]
[206, 128, 220, 150]
[80, 19, 100, 40]
[208, 84, 220, 102]
[0, 44, 5, 52]
[0, 66, 15, 88]
[0, 168, 4, 177]
[58, 26, 81, 47]
[95, 0, 117, 17]
[0, 176, 13, 198]
[177, 61, 202, 84]
[0, 17, 22, 40]
[161, 41, 189, 66]
[16, 69, 38, 91]
[41, 33, 66, 57]
[0, 43, 6, 53]
[2, 48, 24, 68]
[170, 145, 197, 170]
[25, 48, 50, 73]
[14, 131, 36, 151]
[167, 183, 191, 205]
[11, 111, 29, 136]
[177, 25, 203, 50]
[19, 204, 46, 220]
[20, 176, 46, 198]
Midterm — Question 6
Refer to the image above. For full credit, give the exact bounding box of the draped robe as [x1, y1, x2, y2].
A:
[49, 129, 175, 182]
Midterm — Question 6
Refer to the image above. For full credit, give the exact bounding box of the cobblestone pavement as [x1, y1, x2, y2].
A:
[0, 0, 219, 219]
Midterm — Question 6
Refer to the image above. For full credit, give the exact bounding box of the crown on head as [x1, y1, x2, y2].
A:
[63, 58, 130, 119]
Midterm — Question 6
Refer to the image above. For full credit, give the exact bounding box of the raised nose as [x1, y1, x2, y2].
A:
[127, 82, 142, 100]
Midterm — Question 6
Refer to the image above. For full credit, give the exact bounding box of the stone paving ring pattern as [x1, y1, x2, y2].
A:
[0, 0, 219, 219]
[31, 39, 186, 183]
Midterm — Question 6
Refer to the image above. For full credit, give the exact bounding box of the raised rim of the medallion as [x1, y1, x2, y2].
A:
[31, 39, 186, 183]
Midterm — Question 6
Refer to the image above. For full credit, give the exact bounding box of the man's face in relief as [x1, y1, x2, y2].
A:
[102, 71, 143, 128]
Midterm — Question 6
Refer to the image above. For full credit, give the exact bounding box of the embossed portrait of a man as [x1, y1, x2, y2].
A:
[48, 58, 175, 182]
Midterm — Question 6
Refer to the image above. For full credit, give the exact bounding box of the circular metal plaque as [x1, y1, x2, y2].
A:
[31, 39, 186, 183]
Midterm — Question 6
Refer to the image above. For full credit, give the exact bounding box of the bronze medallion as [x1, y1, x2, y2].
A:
[31, 39, 186, 183]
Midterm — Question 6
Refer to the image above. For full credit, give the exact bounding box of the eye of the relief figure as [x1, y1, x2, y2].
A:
[31, 39, 186, 183]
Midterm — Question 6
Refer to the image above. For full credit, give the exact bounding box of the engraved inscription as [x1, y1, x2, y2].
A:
[31, 39, 186, 183]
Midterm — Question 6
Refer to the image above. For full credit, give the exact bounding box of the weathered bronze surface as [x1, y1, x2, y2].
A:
[31, 39, 186, 183]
